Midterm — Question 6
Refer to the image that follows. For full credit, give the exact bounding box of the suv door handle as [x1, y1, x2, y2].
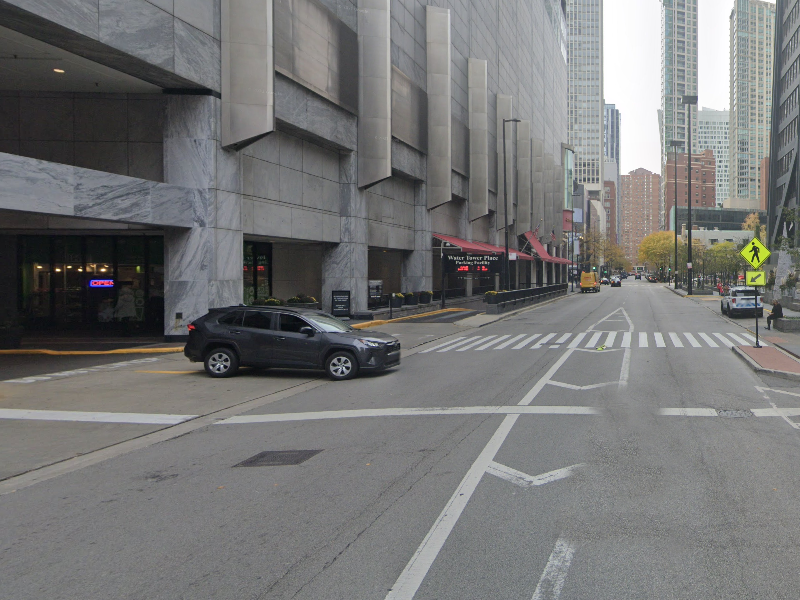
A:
[275, 336, 286, 341]
[229, 330, 242, 335]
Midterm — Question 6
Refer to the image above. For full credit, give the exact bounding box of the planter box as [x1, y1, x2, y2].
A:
[486, 295, 499, 304]
[285, 302, 319, 309]
[404, 295, 418, 306]
[390, 298, 404, 308]
[418, 294, 432, 304]
[775, 319, 800, 332]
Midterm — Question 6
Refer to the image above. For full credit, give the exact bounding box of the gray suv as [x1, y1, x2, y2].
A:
[184, 306, 400, 380]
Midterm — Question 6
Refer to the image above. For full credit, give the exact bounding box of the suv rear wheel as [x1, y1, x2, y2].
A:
[325, 351, 359, 381]
[204, 347, 239, 378]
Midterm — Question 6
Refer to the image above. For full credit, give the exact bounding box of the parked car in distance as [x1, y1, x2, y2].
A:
[635, 273, 642, 280]
[721, 287, 763, 318]
[611, 276, 621, 287]
[580, 271, 601, 293]
[184, 306, 401, 380]
[600, 277, 610, 285]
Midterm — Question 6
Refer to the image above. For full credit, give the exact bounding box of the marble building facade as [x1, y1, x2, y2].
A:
[0, 0, 569, 339]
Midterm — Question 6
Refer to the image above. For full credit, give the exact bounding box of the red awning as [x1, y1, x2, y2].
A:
[433, 234, 536, 260]
[522, 231, 560, 263]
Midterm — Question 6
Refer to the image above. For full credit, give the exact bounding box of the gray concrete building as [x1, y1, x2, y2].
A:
[0, 0, 570, 339]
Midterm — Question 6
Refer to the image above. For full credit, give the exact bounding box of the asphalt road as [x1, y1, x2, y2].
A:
[4, 282, 800, 599]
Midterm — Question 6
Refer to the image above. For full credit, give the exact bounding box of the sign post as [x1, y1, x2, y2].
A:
[739, 239, 771, 349]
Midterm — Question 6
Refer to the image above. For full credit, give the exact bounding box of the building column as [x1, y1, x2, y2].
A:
[163, 95, 243, 339]
[323, 152, 368, 313]
[0, 236, 18, 325]
[402, 182, 433, 293]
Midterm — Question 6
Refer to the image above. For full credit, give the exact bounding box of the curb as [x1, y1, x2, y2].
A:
[351, 308, 471, 329]
[0, 347, 184, 356]
[478, 291, 580, 327]
[731, 345, 800, 383]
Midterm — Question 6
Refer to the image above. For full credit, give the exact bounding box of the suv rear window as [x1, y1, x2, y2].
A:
[243, 311, 274, 330]
[732, 288, 757, 297]
[218, 311, 243, 325]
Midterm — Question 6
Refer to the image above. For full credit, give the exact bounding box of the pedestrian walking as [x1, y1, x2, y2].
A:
[767, 299, 783, 330]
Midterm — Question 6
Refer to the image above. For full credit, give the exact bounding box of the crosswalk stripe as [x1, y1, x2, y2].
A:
[533, 333, 557, 348]
[654, 333, 666, 347]
[739, 332, 768, 346]
[683, 333, 702, 348]
[555, 333, 572, 344]
[699, 332, 719, 347]
[456, 336, 496, 351]
[622, 332, 631, 348]
[420, 337, 467, 353]
[713, 333, 734, 348]
[639, 332, 648, 348]
[434, 337, 481, 353]
[604, 332, 617, 347]
[726, 332, 749, 345]
[475, 335, 510, 350]
[513, 334, 541, 349]
[495, 334, 526, 349]
[585, 332, 603, 348]
[668, 332, 684, 348]
[568, 333, 587, 348]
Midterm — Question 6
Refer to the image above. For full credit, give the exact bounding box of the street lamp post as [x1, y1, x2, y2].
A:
[669, 140, 683, 288]
[683, 95, 698, 295]
[502, 117, 521, 291]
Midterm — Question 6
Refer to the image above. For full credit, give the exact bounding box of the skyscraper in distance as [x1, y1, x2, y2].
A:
[621, 168, 661, 263]
[567, 0, 605, 233]
[697, 107, 730, 207]
[727, 0, 775, 210]
[660, 0, 699, 230]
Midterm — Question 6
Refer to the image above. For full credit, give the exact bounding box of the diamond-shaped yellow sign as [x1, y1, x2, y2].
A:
[739, 238, 771, 270]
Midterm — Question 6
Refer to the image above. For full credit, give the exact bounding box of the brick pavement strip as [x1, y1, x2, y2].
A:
[738, 345, 800, 374]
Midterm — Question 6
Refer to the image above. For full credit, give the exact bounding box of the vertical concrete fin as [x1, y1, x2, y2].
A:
[358, 0, 392, 189]
[517, 120, 532, 232]
[426, 6, 452, 209]
[220, 0, 275, 149]
[496, 94, 513, 230]
[469, 58, 489, 221]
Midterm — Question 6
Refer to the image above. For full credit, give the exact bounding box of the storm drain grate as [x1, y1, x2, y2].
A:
[234, 450, 323, 467]
[717, 409, 754, 418]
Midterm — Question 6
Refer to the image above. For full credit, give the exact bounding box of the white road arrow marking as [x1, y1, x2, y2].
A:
[487, 462, 584, 488]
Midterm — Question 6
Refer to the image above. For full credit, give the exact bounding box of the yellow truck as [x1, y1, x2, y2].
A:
[580, 271, 600, 293]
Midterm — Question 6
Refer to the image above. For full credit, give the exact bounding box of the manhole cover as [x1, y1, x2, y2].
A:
[717, 409, 753, 418]
[234, 450, 323, 467]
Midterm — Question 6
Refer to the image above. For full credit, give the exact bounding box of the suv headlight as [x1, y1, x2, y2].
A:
[357, 339, 381, 348]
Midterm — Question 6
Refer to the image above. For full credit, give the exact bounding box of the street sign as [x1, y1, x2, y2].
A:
[746, 271, 766, 287]
[740, 238, 771, 270]
[687, 262, 692, 269]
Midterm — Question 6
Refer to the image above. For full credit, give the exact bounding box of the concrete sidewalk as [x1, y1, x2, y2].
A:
[733, 344, 800, 382]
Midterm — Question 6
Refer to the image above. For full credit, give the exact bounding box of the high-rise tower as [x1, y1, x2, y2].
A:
[567, 0, 605, 232]
[697, 107, 730, 207]
[727, 0, 776, 210]
[660, 0, 699, 229]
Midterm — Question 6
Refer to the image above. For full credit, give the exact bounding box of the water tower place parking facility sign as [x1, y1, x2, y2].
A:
[443, 254, 503, 275]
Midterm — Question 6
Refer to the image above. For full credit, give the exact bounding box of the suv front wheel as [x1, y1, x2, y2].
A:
[204, 347, 240, 378]
[326, 351, 359, 381]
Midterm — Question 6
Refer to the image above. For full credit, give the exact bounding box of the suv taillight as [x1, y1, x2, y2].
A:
[731, 298, 736, 304]
[187, 323, 197, 331]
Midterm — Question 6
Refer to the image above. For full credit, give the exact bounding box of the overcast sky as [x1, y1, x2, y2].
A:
[604, 0, 750, 175]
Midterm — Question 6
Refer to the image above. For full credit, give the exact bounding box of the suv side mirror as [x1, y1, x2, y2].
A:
[299, 326, 315, 336]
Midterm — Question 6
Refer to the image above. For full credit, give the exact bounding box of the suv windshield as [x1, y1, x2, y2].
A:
[305, 314, 354, 333]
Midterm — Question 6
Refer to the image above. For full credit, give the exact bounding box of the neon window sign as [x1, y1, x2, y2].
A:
[89, 279, 115, 288]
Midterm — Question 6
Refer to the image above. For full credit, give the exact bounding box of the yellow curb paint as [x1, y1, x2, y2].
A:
[0, 347, 184, 356]
[351, 308, 471, 329]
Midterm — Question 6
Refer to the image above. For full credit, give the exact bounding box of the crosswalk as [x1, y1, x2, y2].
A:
[419, 331, 766, 353]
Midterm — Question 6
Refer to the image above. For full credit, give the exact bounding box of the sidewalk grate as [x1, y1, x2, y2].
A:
[716, 409, 753, 418]
[234, 450, 323, 467]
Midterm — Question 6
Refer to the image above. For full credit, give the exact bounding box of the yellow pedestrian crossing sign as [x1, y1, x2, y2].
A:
[740, 238, 770, 270]
[746, 271, 766, 287]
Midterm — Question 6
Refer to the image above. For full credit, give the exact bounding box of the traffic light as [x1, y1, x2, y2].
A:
[592, 266, 596, 271]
